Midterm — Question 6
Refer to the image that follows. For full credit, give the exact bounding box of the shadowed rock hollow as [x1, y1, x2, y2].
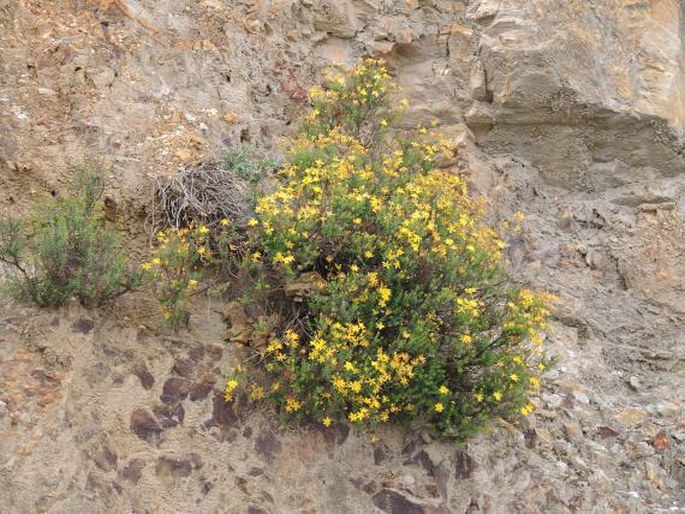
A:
[0, 1, 683, 512]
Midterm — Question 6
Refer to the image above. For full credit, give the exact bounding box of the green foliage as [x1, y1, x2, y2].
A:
[144, 223, 212, 329]
[144, 220, 236, 330]
[231, 59, 554, 439]
[222, 144, 280, 186]
[0, 166, 138, 308]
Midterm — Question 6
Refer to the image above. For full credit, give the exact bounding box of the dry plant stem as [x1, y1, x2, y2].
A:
[149, 162, 250, 237]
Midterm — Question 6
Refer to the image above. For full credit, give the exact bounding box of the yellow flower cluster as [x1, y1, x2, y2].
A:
[143, 224, 212, 329]
[236, 59, 552, 437]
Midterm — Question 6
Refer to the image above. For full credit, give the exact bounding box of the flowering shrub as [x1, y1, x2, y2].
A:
[233, 60, 553, 438]
[143, 222, 221, 329]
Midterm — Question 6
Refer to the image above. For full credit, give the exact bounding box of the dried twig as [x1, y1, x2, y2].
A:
[149, 161, 251, 236]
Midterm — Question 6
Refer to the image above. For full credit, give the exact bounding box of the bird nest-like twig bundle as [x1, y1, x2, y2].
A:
[149, 161, 251, 235]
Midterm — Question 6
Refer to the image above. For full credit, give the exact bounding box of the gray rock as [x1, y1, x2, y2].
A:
[160, 377, 190, 404]
[130, 409, 163, 446]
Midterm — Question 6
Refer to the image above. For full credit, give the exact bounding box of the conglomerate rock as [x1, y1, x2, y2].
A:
[0, 1, 683, 512]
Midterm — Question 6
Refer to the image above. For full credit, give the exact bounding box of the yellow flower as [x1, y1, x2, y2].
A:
[187, 279, 198, 289]
[377, 285, 391, 307]
[220, 218, 229, 226]
[248, 218, 259, 227]
[152, 257, 162, 266]
[434, 402, 444, 413]
[364, 250, 374, 259]
[198, 225, 209, 234]
[322, 417, 332, 427]
[224, 379, 239, 401]
[510, 373, 519, 382]
[249, 386, 265, 401]
[438, 385, 450, 395]
[520, 403, 534, 416]
[285, 397, 302, 413]
[492, 391, 503, 401]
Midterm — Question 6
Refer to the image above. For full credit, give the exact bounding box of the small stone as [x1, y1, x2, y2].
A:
[132, 363, 154, 390]
[564, 421, 583, 441]
[172, 358, 194, 378]
[652, 402, 679, 417]
[534, 427, 554, 449]
[190, 453, 204, 469]
[584, 248, 607, 270]
[644, 461, 668, 491]
[402, 474, 416, 487]
[372, 489, 425, 514]
[156, 455, 193, 478]
[596, 426, 620, 439]
[454, 449, 476, 479]
[119, 459, 146, 484]
[71, 318, 95, 334]
[615, 407, 647, 426]
[536, 408, 557, 420]
[631, 441, 655, 458]
[542, 393, 562, 409]
[248, 467, 264, 477]
[672, 430, 685, 442]
[93, 442, 118, 472]
[255, 430, 282, 465]
[374, 444, 389, 465]
[628, 376, 641, 390]
[153, 403, 185, 428]
[160, 377, 190, 404]
[189, 375, 215, 401]
[572, 391, 590, 405]
[188, 345, 205, 362]
[130, 409, 163, 445]
[203, 392, 237, 437]
[651, 429, 670, 451]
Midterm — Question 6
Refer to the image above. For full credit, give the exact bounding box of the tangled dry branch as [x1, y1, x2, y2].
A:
[149, 162, 251, 235]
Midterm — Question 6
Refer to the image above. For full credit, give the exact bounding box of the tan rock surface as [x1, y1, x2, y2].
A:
[0, 0, 684, 512]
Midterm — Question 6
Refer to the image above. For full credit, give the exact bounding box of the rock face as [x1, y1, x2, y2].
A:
[0, 1, 684, 513]
[470, 0, 685, 186]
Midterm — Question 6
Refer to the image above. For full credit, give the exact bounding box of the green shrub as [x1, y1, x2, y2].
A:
[143, 222, 222, 330]
[222, 144, 280, 187]
[0, 166, 139, 308]
[231, 59, 553, 438]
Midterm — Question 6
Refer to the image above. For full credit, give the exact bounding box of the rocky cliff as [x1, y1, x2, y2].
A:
[0, 1, 683, 512]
